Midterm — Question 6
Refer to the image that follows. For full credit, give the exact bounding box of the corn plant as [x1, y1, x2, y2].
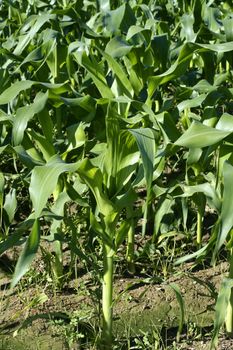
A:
[1, 0, 233, 348]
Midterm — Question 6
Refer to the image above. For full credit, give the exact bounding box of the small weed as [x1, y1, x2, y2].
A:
[48, 308, 98, 350]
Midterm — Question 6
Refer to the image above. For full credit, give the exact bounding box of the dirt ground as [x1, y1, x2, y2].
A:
[0, 252, 233, 349]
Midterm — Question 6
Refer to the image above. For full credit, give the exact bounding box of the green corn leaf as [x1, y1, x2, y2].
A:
[37, 109, 54, 144]
[151, 34, 170, 71]
[72, 49, 114, 99]
[112, 131, 139, 195]
[174, 241, 213, 265]
[153, 197, 174, 238]
[103, 5, 125, 33]
[114, 186, 138, 212]
[178, 183, 221, 211]
[0, 109, 12, 122]
[29, 155, 79, 218]
[65, 181, 88, 207]
[77, 158, 115, 217]
[192, 80, 216, 93]
[223, 18, 233, 42]
[28, 129, 55, 161]
[13, 91, 48, 145]
[202, 6, 221, 33]
[198, 41, 233, 53]
[89, 211, 114, 248]
[101, 104, 119, 188]
[0, 172, 4, 208]
[0, 80, 69, 105]
[0, 214, 35, 256]
[0, 80, 35, 105]
[13, 14, 55, 55]
[15, 38, 56, 74]
[148, 41, 233, 97]
[90, 210, 105, 236]
[103, 4, 136, 34]
[218, 144, 233, 184]
[169, 283, 185, 342]
[177, 94, 206, 113]
[97, 0, 110, 11]
[0, 231, 25, 256]
[128, 65, 143, 95]
[148, 44, 194, 97]
[215, 113, 233, 131]
[18, 45, 44, 65]
[157, 112, 181, 143]
[50, 192, 70, 238]
[4, 189, 17, 226]
[187, 148, 202, 166]
[175, 122, 231, 148]
[15, 143, 44, 168]
[126, 26, 151, 45]
[180, 13, 196, 42]
[215, 162, 233, 254]
[66, 122, 86, 152]
[130, 128, 157, 236]
[130, 128, 157, 191]
[104, 106, 139, 196]
[46, 42, 58, 81]
[11, 219, 40, 288]
[105, 37, 133, 58]
[115, 220, 130, 249]
[102, 51, 133, 98]
[61, 95, 96, 112]
[211, 278, 233, 350]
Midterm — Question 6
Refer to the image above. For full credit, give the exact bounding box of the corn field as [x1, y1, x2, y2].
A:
[1, 0, 233, 349]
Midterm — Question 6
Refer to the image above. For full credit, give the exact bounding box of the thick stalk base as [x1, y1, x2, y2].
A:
[225, 247, 233, 335]
[226, 293, 233, 335]
[101, 244, 113, 348]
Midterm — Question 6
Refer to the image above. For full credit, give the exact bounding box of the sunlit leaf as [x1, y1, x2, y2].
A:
[105, 37, 132, 58]
[11, 219, 40, 288]
[175, 122, 231, 148]
[130, 128, 157, 190]
[29, 155, 79, 218]
[77, 158, 115, 217]
[13, 92, 48, 145]
[211, 278, 233, 350]
[215, 162, 233, 253]
[4, 189, 17, 226]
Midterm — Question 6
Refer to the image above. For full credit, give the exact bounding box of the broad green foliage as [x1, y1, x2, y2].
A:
[211, 278, 233, 349]
[11, 219, 40, 288]
[1, 0, 233, 347]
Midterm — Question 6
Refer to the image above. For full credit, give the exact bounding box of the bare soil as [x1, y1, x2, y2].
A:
[0, 250, 232, 350]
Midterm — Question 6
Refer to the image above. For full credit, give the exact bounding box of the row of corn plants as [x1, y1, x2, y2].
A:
[1, 0, 233, 348]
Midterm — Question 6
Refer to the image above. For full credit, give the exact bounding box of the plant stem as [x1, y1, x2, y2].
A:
[53, 240, 63, 285]
[197, 210, 202, 245]
[142, 197, 149, 237]
[126, 219, 135, 274]
[195, 192, 205, 246]
[102, 242, 113, 348]
[226, 247, 233, 334]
